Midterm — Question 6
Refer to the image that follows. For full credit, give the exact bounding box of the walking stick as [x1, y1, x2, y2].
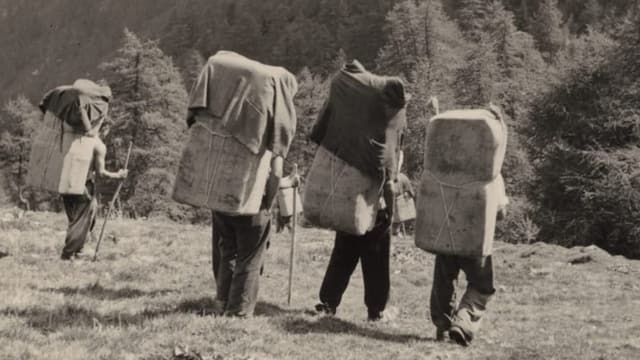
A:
[287, 164, 299, 306]
[93, 141, 133, 261]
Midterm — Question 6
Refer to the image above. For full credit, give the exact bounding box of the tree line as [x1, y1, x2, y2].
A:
[1, 0, 639, 258]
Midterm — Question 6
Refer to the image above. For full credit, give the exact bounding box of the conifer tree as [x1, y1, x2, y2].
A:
[288, 67, 329, 175]
[527, 12, 640, 257]
[530, 0, 566, 60]
[0, 96, 54, 210]
[377, 0, 468, 177]
[100, 29, 190, 219]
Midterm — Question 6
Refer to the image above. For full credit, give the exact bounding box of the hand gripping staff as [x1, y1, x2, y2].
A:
[287, 163, 299, 306]
[93, 141, 133, 261]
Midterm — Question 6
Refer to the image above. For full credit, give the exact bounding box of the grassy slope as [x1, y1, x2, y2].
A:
[0, 210, 638, 360]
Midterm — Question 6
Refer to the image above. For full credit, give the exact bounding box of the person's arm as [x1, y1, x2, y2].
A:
[93, 140, 128, 180]
[496, 174, 509, 221]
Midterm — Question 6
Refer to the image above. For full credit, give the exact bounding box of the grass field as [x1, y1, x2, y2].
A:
[0, 209, 639, 360]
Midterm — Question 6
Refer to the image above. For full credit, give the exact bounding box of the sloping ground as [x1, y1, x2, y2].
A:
[0, 209, 638, 359]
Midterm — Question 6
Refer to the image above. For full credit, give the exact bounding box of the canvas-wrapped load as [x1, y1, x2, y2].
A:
[303, 146, 382, 235]
[393, 193, 416, 223]
[415, 109, 508, 257]
[303, 60, 407, 235]
[277, 187, 302, 217]
[27, 80, 110, 195]
[27, 112, 100, 194]
[172, 51, 298, 214]
[422, 109, 506, 184]
[172, 112, 272, 214]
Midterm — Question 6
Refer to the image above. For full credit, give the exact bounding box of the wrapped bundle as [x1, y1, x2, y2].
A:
[172, 113, 272, 214]
[415, 109, 508, 257]
[27, 112, 99, 195]
[304, 60, 406, 235]
[303, 146, 382, 235]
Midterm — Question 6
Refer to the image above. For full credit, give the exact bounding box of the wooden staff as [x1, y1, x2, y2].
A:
[93, 141, 133, 261]
[287, 164, 299, 306]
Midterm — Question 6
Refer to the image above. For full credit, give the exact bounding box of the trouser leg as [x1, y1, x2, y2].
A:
[453, 255, 495, 340]
[430, 254, 460, 331]
[360, 211, 391, 315]
[224, 212, 271, 316]
[61, 194, 97, 259]
[211, 214, 221, 281]
[319, 231, 361, 310]
[212, 213, 236, 304]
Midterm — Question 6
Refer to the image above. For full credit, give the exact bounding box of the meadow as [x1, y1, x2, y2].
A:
[0, 209, 638, 360]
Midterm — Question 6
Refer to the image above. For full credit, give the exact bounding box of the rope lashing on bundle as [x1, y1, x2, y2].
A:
[424, 170, 499, 254]
[318, 151, 349, 225]
[191, 121, 233, 202]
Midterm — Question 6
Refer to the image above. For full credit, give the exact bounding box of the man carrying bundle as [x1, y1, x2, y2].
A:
[414, 104, 509, 346]
[30, 80, 128, 261]
[392, 151, 416, 237]
[306, 60, 407, 321]
[174, 51, 298, 317]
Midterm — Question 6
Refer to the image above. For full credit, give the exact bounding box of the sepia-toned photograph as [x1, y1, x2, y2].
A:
[0, 1, 638, 359]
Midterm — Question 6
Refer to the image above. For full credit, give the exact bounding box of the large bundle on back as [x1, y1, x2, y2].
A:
[27, 80, 111, 195]
[172, 51, 297, 215]
[415, 109, 508, 257]
[304, 146, 381, 234]
[303, 61, 406, 235]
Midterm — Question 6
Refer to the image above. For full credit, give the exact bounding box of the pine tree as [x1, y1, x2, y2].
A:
[0, 96, 55, 210]
[288, 67, 329, 175]
[454, 0, 494, 41]
[376, 0, 468, 178]
[526, 12, 640, 258]
[377, 0, 468, 106]
[530, 0, 566, 60]
[177, 48, 206, 92]
[99, 29, 190, 219]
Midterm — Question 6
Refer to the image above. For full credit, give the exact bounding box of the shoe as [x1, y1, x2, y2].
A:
[449, 326, 470, 347]
[73, 252, 91, 261]
[314, 302, 336, 316]
[211, 299, 226, 316]
[436, 329, 448, 341]
[367, 311, 384, 322]
[224, 310, 250, 318]
[368, 306, 398, 322]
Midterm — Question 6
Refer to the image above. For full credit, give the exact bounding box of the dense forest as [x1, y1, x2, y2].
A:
[1, 0, 639, 258]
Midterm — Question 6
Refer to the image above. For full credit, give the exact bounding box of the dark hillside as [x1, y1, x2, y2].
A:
[0, 0, 176, 105]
